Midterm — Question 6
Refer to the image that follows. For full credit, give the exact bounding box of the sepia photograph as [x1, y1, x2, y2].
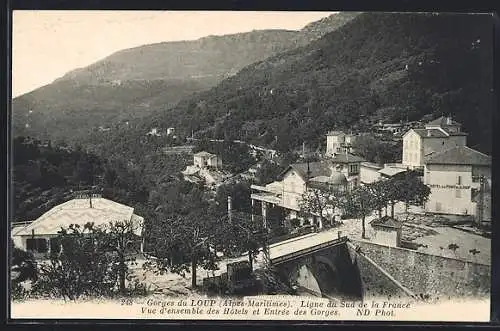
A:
[9, 10, 494, 322]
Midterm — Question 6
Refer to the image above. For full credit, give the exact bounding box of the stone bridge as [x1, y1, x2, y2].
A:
[271, 237, 417, 301]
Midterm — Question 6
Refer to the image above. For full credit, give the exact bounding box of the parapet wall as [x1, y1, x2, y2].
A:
[346, 242, 415, 300]
[351, 240, 490, 299]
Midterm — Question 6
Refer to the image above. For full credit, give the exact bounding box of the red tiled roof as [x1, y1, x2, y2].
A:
[425, 146, 491, 166]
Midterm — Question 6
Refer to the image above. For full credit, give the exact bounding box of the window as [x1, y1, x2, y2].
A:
[26, 238, 36, 251]
[26, 238, 48, 253]
[50, 238, 61, 254]
[349, 164, 359, 175]
[457, 176, 462, 185]
[436, 202, 442, 211]
[455, 189, 461, 198]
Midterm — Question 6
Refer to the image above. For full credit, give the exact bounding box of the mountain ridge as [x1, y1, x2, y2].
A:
[136, 12, 493, 155]
[12, 12, 360, 142]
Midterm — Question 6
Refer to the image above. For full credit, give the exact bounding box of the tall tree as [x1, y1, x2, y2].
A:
[339, 185, 376, 239]
[145, 183, 223, 289]
[298, 185, 342, 229]
[219, 212, 268, 271]
[33, 221, 143, 300]
[394, 171, 431, 213]
[366, 180, 391, 219]
[215, 181, 252, 214]
[145, 211, 223, 289]
[255, 160, 283, 185]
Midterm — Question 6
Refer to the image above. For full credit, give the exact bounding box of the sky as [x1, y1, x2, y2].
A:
[12, 11, 335, 97]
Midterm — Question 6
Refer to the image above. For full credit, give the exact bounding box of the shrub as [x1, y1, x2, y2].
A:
[32, 221, 145, 300]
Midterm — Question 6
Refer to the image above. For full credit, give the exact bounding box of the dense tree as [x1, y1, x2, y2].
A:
[145, 211, 223, 289]
[298, 186, 342, 229]
[394, 171, 431, 212]
[339, 186, 377, 239]
[352, 134, 401, 165]
[215, 181, 252, 214]
[144, 183, 223, 288]
[33, 221, 144, 300]
[366, 180, 392, 218]
[219, 212, 268, 271]
[255, 160, 284, 185]
[10, 239, 38, 293]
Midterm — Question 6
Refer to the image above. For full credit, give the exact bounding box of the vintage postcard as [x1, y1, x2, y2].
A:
[9, 10, 493, 323]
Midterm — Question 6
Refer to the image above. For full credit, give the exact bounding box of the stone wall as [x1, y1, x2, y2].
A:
[352, 240, 490, 299]
[346, 242, 414, 300]
[277, 242, 413, 301]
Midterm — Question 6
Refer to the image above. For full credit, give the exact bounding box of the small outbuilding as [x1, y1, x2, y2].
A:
[369, 216, 402, 247]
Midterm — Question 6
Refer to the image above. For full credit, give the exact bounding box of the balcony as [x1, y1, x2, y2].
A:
[250, 192, 282, 205]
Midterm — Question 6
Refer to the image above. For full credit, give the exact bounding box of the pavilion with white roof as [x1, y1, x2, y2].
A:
[12, 195, 144, 257]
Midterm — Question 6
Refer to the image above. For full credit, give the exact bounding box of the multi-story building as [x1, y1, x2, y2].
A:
[250, 153, 364, 230]
[182, 151, 228, 188]
[402, 116, 467, 169]
[326, 131, 356, 156]
[423, 146, 491, 223]
[193, 151, 222, 169]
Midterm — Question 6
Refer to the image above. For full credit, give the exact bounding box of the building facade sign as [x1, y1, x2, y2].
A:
[428, 184, 470, 189]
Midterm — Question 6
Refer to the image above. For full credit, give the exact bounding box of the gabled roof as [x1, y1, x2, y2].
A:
[13, 198, 143, 236]
[194, 151, 216, 158]
[310, 172, 348, 185]
[411, 128, 449, 138]
[331, 153, 365, 163]
[370, 216, 402, 229]
[326, 130, 345, 136]
[378, 167, 408, 177]
[280, 155, 365, 181]
[361, 162, 383, 170]
[425, 146, 491, 166]
[426, 116, 461, 127]
[447, 132, 468, 136]
[280, 161, 331, 181]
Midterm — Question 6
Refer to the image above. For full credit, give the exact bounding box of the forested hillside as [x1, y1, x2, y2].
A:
[144, 12, 493, 154]
[11, 136, 191, 222]
[12, 13, 359, 144]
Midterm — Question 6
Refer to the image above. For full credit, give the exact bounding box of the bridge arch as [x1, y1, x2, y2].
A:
[289, 255, 342, 297]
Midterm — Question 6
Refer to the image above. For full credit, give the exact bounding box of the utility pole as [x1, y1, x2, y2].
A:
[227, 196, 232, 224]
[477, 176, 484, 226]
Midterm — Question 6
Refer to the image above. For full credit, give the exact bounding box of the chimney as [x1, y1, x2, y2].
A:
[446, 116, 452, 125]
[227, 196, 232, 224]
